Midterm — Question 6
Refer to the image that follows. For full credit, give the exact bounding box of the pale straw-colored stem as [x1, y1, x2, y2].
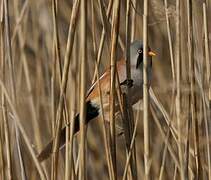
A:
[109, 0, 121, 178]
[51, 0, 79, 179]
[187, 0, 201, 178]
[0, 80, 46, 180]
[175, 0, 185, 179]
[143, 0, 150, 178]
[131, 0, 137, 41]
[125, 0, 137, 178]
[79, 0, 87, 179]
[203, 3, 211, 179]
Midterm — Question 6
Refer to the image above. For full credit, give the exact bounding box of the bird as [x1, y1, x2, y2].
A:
[37, 40, 156, 161]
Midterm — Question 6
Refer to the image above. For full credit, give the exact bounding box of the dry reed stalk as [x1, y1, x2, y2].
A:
[2, 0, 211, 179]
[123, 1, 137, 178]
[14, 123, 27, 180]
[150, 104, 180, 169]
[51, 50, 56, 140]
[203, 3, 210, 85]
[126, 0, 131, 92]
[51, 0, 57, 139]
[94, 53, 115, 180]
[193, 32, 210, 179]
[64, 111, 70, 180]
[3, 0, 16, 102]
[91, 0, 97, 65]
[90, 4, 115, 175]
[158, 128, 170, 180]
[203, 3, 211, 179]
[143, 0, 150, 178]
[150, 88, 179, 144]
[164, 0, 177, 117]
[121, 94, 137, 179]
[201, 86, 211, 179]
[109, 0, 121, 178]
[1, 9, 12, 178]
[11, 0, 28, 46]
[75, 147, 80, 178]
[79, 0, 87, 179]
[51, 0, 79, 179]
[164, 0, 175, 82]
[92, 0, 125, 83]
[187, 0, 201, 178]
[121, 94, 132, 178]
[92, 0, 113, 83]
[65, 29, 78, 180]
[91, 3, 115, 178]
[0, 81, 46, 180]
[131, 0, 137, 41]
[0, 0, 3, 21]
[149, 89, 185, 177]
[0, 133, 5, 179]
[13, 0, 43, 152]
[122, 101, 140, 180]
[67, 110, 77, 180]
[51, 0, 70, 179]
[52, 0, 62, 79]
[175, 0, 185, 179]
[173, 166, 177, 180]
[4, 0, 25, 179]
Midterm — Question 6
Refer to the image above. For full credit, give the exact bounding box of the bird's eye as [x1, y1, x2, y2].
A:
[137, 49, 142, 54]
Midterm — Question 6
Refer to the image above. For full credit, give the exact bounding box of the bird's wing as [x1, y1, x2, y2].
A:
[86, 59, 126, 101]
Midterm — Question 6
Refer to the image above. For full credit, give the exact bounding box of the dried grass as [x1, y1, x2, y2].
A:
[0, 0, 210, 179]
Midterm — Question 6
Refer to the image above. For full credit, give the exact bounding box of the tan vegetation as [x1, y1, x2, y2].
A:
[0, 0, 210, 179]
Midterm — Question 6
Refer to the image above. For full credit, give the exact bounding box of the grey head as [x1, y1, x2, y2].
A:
[130, 40, 154, 69]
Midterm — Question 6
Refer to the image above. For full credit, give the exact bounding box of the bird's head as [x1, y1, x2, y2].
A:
[130, 40, 156, 69]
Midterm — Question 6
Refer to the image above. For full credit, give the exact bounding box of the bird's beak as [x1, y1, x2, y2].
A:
[148, 51, 156, 56]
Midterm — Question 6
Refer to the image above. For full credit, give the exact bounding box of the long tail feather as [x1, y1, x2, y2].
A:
[37, 101, 99, 162]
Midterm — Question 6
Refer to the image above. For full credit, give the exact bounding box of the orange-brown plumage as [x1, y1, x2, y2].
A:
[86, 59, 126, 101]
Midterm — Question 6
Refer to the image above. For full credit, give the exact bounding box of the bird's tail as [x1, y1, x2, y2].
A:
[37, 101, 99, 162]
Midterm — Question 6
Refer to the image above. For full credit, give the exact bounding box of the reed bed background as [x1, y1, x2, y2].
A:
[0, 0, 211, 179]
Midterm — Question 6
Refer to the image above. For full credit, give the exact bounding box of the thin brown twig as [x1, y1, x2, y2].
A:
[79, 0, 87, 179]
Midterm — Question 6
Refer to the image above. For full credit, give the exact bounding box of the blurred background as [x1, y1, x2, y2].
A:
[0, 0, 211, 179]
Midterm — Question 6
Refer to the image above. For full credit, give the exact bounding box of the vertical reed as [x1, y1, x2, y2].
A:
[0, 0, 210, 179]
[143, 0, 150, 179]
[109, 0, 121, 179]
[51, 0, 79, 179]
[79, 0, 87, 179]
[175, 0, 185, 179]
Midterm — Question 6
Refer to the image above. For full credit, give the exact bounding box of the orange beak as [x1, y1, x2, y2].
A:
[148, 51, 156, 56]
